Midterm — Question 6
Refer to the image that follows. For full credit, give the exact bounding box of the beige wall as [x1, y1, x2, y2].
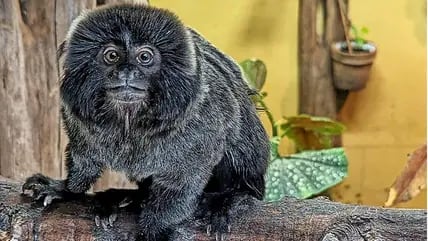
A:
[152, 0, 426, 208]
[334, 0, 427, 208]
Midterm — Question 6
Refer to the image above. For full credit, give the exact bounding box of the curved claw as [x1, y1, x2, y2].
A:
[95, 215, 101, 227]
[93, 204, 119, 229]
[21, 174, 65, 206]
[109, 213, 117, 226]
[118, 196, 133, 208]
[206, 211, 231, 241]
[207, 224, 212, 236]
[95, 213, 117, 230]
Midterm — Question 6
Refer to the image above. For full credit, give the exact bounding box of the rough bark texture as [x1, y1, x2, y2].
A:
[0, 177, 426, 241]
[0, 0, 60, 181]
[0, 0, 146, 191]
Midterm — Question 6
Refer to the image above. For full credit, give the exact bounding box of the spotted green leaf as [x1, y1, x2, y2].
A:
[265, 147, 348, 201]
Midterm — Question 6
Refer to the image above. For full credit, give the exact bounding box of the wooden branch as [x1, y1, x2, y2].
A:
[0, 177, 425, 241]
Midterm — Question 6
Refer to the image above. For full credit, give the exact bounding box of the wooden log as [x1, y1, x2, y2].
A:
[0, 177, 426, 241]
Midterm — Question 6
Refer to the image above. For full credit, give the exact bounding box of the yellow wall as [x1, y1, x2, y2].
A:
[151, 0, 426, 208]
[334, 0, 427, 208]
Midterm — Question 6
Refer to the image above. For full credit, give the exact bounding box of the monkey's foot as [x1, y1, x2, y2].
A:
[22, 173, 66, 206]
[94, 204, 118, 230]
[93, 189, 141, 230]
[206, 210, 232, 241]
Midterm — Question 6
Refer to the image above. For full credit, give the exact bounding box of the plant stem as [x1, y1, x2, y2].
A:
[258, 99, 277, 137]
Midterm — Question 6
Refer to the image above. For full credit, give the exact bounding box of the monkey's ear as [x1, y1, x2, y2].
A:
[57, 40, 67, 60]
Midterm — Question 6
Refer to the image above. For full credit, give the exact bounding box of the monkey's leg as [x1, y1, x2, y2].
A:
[200, 190, 261, 241]
[135, 175, 206, 241]
[22, 151, 104, 206]
[92, 178, 152, 229]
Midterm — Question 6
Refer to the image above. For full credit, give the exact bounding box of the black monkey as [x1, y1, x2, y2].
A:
[22, 4, 269, 241]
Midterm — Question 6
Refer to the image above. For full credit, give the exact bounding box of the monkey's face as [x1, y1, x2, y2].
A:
[60, 5, 199, 124]
[97, 43, 161, 105]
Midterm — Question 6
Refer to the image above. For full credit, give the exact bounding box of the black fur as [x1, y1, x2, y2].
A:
[23, 4, 269, 241]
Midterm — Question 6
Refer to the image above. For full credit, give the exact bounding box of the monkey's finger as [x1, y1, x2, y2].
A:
[22, 182, 31, 192]
[95, 215, 101, 227]
[101, 219, 109, 230]
[118, 196, 133, 208]
[33, 188, 46, 201]
[28, 185, 47, 200]
[22, 187, 35, 197]
[215, 233, 220, 241]
[109, 213, 117, 226]
[44, 195, 53, 207]
[22, 182, 42, 193]
[227, 225, 231, 233]
[206, 225, 212, 236]
[220, 233, 228, 241]
[43, 194, 62, 206]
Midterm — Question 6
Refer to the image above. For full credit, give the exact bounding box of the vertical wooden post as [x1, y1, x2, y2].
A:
[298, 0, 348, 119]
[0, 0, 61, 180]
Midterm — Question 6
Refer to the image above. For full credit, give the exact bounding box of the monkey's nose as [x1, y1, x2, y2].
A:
[118, 69, 140, 84]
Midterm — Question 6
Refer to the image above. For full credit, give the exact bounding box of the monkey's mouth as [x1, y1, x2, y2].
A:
[107, 86, 148, 103]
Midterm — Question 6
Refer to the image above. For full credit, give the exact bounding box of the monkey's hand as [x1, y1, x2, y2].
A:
[22, 173, 70, 206]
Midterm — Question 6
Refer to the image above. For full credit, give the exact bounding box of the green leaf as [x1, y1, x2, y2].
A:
[350, 24, 369, 49]
[360, 26, 369, 35]
[279, 114, 345, 151]
[264, 148, 348, 201]
[355, 38, 365, 48]
[239, 59, 267, 91]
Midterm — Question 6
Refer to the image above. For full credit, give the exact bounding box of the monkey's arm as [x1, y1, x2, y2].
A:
[136, 125, 223, 240]
[22, 144, 104, 205]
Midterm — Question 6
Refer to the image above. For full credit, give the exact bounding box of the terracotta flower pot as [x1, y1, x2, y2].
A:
[330, 41, 377, 91]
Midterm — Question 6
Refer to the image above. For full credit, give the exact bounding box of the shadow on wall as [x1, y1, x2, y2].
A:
[338, 64, 385, 130]
[405, 0, 426, 46]
[235, 0, 288, 46]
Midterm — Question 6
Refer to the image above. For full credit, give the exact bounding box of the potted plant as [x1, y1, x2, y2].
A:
[331, 24, 377, 91]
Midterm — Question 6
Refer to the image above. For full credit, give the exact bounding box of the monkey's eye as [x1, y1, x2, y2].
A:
[136, 47, 154, 66]
[103, 47, 120, 64]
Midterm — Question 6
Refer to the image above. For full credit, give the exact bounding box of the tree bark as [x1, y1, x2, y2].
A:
[0, 177, 426, 241]
[0, 0, 61, 181]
